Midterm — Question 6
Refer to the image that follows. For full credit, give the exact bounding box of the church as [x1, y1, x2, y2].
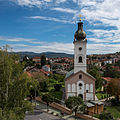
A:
[65, 18, 96, 101]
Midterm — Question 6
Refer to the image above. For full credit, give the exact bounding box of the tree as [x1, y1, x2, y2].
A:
[103, 64, 120, 78]
[54, 84, 62, 91]
[23, 56, 34, 67]
[65, 96, 86, 119]
[88, 67, 102, 90]
[30, 72, 45, 97]
[0, 46, 33, 120]
[40, 81, 48, 92]
[41, 55, 46, 67]
[107, 78, 120, 102]
[42, 94, 53, 112]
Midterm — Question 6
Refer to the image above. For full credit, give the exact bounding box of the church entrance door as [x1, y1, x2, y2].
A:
[79, 94, 83, 99]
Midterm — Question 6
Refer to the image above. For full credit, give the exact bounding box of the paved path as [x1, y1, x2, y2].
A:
[25, 110, 63, 120]
[25, 101, 84, 120]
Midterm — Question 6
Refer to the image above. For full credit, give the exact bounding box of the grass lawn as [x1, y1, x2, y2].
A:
[106, 106, 120, 120]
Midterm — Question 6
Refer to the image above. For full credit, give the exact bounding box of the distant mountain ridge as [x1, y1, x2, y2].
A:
[14, 51, 73, 58]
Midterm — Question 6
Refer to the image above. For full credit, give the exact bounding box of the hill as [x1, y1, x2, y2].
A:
[14, 51, 73, 58]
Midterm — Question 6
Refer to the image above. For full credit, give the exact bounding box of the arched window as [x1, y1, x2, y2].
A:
[86, 84, 89, 93]
[79, 94, 83, 99]
[72, 84, 75, 92]
[79, 56, 82, 63]
[90, 84, 93, 92]
[68, 84, 71, 92]
[79, 74, 82, 79]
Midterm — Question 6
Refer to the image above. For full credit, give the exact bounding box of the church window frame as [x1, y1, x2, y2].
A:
[79, 74, 82, 79]
[68, 84, 71, 92]
[79, 83, 82, 89]
[90, 84, 93, 92]
[78, 56, 82, 63]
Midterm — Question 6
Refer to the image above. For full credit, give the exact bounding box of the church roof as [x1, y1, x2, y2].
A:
[65, 69, 96, 81]
[65, 69, 74, 79]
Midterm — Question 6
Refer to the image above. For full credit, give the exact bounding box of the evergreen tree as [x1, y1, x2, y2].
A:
[41, 55, 46, 67]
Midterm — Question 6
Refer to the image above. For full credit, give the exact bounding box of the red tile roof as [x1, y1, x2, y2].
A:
[102, 77, 111, 82]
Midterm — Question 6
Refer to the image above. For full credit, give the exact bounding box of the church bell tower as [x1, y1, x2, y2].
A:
[74, 16, 87, 74]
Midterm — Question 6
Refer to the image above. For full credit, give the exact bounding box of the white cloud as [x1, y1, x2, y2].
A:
[51, 7, 78, 14]
[56, 0, 67, 3]
[26, 16, 74, 24]
[11, 42, 73, 54]
[16, 0, 42, 7]
[0, 36, 35, 42]
[78, 0, 120, 28]
[1, 35, 120, 54]
[8, 41, 120, 54]
[87, 29, 120, 44]
[87, 43, 120, 54]
[11, 44, 30, 47]
[11, 0, 67, 7]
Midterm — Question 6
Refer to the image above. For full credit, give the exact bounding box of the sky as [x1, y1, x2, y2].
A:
[0, 0, 120, 54]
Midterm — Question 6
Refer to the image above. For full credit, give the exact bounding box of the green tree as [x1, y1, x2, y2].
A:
[42, 94, 53, 112]
[41, 55, 46, 67]
[54, 84, 62, 91]
[107, 78, 120, 102]
[65, 96, 86, 119]
[40, 81, 48, 92]
[0, 46, 33, 120]
[103, 64, 120, 78]
[88, 67, 102, 90]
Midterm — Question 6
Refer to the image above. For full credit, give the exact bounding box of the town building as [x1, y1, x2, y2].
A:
[32, 57, 41, 63]
[65, 18, 96, 101]
[42, 65, 51, 72]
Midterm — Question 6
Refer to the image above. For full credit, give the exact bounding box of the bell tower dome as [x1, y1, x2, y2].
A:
[74, 16, 87, 73]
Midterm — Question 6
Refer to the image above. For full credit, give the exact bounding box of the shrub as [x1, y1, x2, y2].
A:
[111, 98, 120, 106]
[99, 112, 114, 120]
[54, 84, 62, 91]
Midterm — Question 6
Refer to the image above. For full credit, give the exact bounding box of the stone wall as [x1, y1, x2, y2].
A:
[76, 113, 100, 120]
[35, 97, 72, 114]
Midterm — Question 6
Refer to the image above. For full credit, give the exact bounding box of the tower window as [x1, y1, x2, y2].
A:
[86, 90, 88, 93]
[79, 74, 82, 79]
[79, 47, 82, 51]
[79, 56, 82, 63]
[79, 83, 82, 89]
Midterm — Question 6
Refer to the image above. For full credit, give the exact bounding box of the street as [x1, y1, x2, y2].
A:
[25, 110, 63, 120]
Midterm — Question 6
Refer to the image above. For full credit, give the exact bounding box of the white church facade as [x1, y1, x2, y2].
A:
[65, 19, 96, 101]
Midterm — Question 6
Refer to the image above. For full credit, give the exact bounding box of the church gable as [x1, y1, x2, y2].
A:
[65, 70, 96, 82]
[65, 70, 96, 100]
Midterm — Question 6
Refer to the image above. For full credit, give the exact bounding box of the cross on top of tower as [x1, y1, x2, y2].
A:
[79, 14, 84, 22]
[79, 14, 82, 21]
